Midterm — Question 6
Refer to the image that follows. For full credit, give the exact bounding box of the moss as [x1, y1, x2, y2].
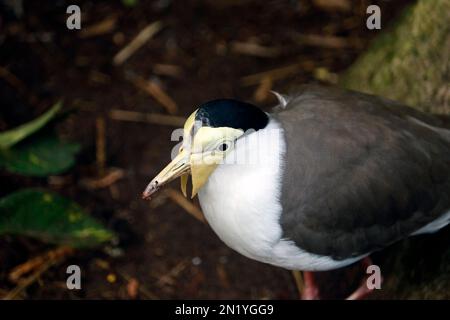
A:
[341, 0, 450, 114]
[340, 0, 450, 299]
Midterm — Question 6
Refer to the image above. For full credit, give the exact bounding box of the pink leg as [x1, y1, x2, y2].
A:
[301, 271, 320, 300]
[346, 257, 383, 300]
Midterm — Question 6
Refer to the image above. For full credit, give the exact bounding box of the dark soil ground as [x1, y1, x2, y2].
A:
[0, 0, 414, 299]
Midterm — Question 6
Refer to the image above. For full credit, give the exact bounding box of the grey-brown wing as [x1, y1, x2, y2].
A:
[275, 86, 450, 260]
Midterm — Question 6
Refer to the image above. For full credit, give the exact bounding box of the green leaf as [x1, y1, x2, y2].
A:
[0, 189, 115, 248]
[0, 133, 80, 177]
[0, 101, 62, 149]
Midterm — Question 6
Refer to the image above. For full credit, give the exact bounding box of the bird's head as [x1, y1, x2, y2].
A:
[142, 99, 268, 200]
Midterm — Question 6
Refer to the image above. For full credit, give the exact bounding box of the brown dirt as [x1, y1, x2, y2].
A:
[0, 0, 413, 299]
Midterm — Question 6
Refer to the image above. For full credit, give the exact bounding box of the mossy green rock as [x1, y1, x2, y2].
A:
[341, 0, 450, 114]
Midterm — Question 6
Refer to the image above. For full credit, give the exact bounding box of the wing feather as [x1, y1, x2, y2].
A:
[275, 85, 450, 259]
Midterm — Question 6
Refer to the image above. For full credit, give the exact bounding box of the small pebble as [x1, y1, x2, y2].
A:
[192, 257, 202, 266]
[219, 256, 228, 264]
[106, 273, 117, 283]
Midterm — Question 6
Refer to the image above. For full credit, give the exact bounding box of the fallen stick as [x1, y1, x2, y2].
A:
[126, 277, 139, 299]
[113, 21, 163, 65]
[117, 270, 158, 299]
[164, 188, 205, 223]
[291, 270, 305, 298]
[0, 66, 39, 105]
[253, 75, 273, 102]
[312, 0, 351, 12]
[293, 33, 361, 49]
[240, 63, 302, 86]
[0, 66, 26, 91]
[3, 260, 60, 300]
[96, 117, 106, 177]
[8, 247, 74, 283]
[110, 109, 185, 127]
[4, 247, 74, 300]
[80, 16, 117, 38]
[153, 64, 183, 78]
[231, 41, 281, 58]
[129, 75, 178, 114]
[157, 260, 188, 286]
[80, 168, 125, 190]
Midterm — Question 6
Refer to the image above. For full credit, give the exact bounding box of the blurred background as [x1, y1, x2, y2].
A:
[1, 0, 448, 299]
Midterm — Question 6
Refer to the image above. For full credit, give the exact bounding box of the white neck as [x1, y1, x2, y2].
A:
[198, 117, 285, 263]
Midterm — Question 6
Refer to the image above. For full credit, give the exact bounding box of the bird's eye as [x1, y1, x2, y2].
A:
[217, 141, 231, 152]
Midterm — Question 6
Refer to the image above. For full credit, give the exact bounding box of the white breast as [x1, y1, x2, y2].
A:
[198, 118, 363, 271]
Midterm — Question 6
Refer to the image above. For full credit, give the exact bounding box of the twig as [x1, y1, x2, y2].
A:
[113, 21, 163, 65]
[126, 277, 139, 299]
[165, 188, 206, 223]
[231, 41, 281, 58]
[216, 264, 230, 288]
[80, 16, 117, 38]
[312, 0, 351, 12]
[129, 75, 178, 114]
[0, 66, 26, 91]
[8, 247, 74, 283]
[157, 260, 188, 286]
[3, 260, 60, 300]
[109, 184, 120, 200]
[0, 66, 39, 105]
[96, 117, 106, 177]
[253, 75, 273, 103]
[117, 270, 158, 299]
[240, 63, 302, 86]
[292, 33, 361, 49]
[4, 247, 74, 300]
[291, 270, 304, 298]
[89, 70, 111, 84]
[153, 64, 183, 78]
[110, 109, 185, 127]
[80, 168, 125, 190]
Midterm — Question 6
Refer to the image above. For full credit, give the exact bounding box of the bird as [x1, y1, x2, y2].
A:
[142, 85, 450, 299]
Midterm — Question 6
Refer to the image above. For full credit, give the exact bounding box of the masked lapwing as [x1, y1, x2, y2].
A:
[143, 85, 450, 299]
